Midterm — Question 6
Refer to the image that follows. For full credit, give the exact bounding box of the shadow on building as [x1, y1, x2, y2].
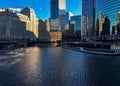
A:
[38, 19, 50, 42]
[0, 8, 36, 43]
[38, 20, 62, 43]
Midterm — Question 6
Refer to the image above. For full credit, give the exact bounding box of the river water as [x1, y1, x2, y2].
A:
[0, 47, 120, 86]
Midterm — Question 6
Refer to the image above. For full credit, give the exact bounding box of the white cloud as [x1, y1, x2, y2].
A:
[8, 7, 22, 12]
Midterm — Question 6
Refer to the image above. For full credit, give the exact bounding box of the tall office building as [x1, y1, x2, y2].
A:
[71, 15, 81, 31]
[66, 12, 73, 24]
[96, 0, 120, 35]
[21, 7, 38, 39]
[50, 0, 66, 19]
[0, 8, 35, 41]
[82, 0, 96, 40]
[65, 12, 73, 35]
[97, 11, 110, 36]
[69, 21, 75, 36]
[50, 0, 66, 34]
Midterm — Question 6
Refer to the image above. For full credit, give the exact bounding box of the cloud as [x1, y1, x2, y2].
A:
[8, 7, 22, 12]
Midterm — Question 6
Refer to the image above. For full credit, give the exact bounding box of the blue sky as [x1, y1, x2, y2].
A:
[0, 0, 82, 20]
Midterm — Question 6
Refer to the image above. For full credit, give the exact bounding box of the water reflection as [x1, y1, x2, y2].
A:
[0, 47, 120, 86]
[0, 48, 26, 67]
[19, 47, 41, 86]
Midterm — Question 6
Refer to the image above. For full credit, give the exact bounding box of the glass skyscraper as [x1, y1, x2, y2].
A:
[71, 15, 81, 31]
[50, 0, 59, 19]
[96, 0, 120, 34]
[50, 0, 66, 34]
[50, 0, 66, 19]
[82, 0, 96, 40]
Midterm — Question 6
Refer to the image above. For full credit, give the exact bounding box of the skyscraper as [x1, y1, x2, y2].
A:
[82, 0, 96, 40]
[50, 0, 66, 19]
[71, 15, 81, 31]
[21, 7, 38, 39]
[50, 0, 66, 34]
[96, 0, 120, 35]
[97, 11, 110, 35]
[50, 0, 59, 19]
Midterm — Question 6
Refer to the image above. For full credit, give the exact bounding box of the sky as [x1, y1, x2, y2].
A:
[0, 0, 82, 20]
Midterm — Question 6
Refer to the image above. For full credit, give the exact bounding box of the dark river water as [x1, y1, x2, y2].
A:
[0, 47, 120, 86]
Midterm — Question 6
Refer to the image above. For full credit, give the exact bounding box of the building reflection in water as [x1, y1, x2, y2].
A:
[17, 47, 42, 85]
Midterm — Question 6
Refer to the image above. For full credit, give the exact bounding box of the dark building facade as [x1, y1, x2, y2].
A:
[69, 21, 75, 36]
[112, 25, 116, 35]
[96, 12, 110, 36]
[50, 0, 66, 19]
[82, 0, 96, 40]
[96, 18, 99, 36]
[50, 0, 66, 34]
[101, 16, 110, 35]
[116, 23, 120, 34]
[50, 0, 59, 19]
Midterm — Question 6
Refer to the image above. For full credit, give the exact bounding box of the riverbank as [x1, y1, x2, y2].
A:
[0, 42, 62, 49]
[63, 45, 120, 56]
[62, 45, 80, 52]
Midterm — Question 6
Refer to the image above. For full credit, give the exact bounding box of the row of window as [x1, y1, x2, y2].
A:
[96, 0, 120, 32]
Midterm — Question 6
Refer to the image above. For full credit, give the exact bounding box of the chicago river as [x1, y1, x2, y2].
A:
[0, 47, 120, 86]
